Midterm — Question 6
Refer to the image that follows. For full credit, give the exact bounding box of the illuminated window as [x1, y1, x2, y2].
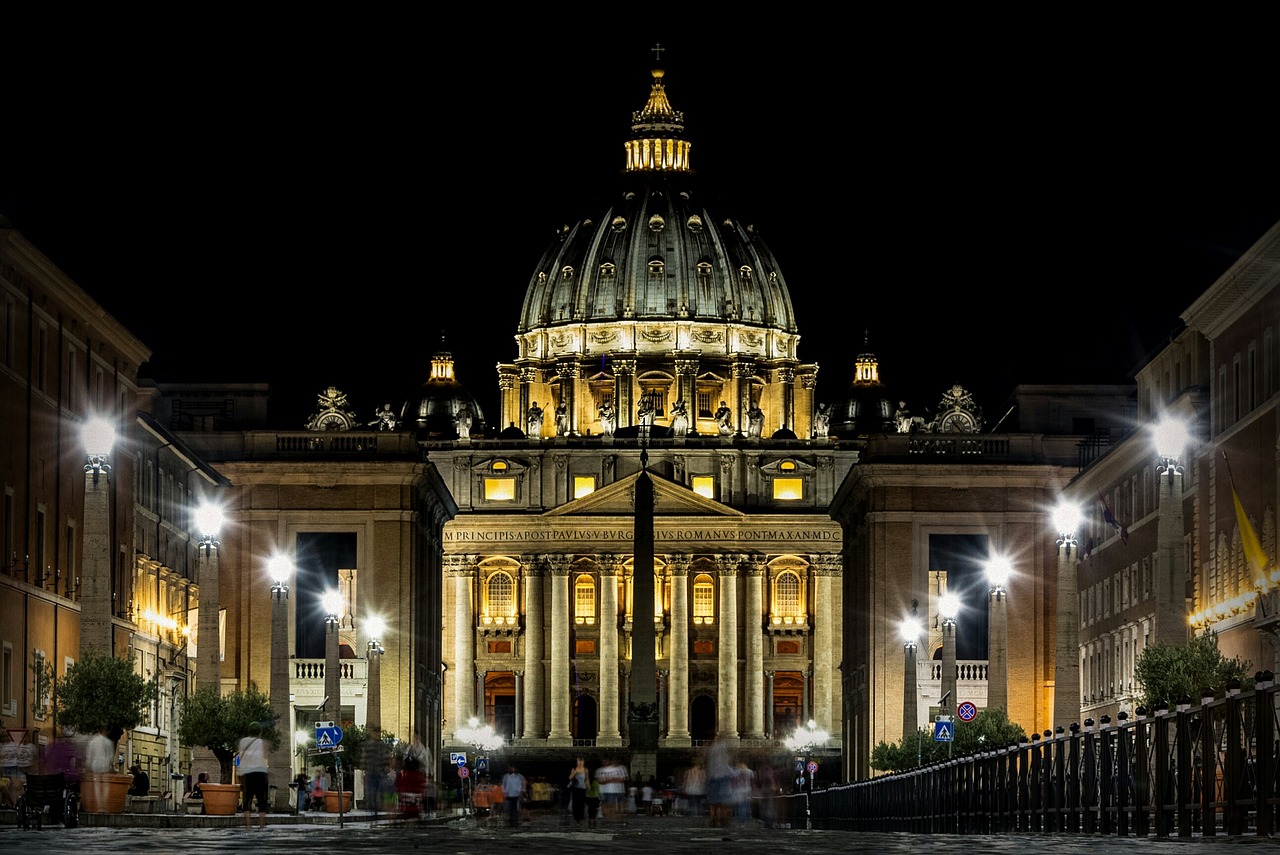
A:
[600, 262, 616, 277]
[575, 574, 596, 624]
[692, 476, 715, 499]
[574, 476, 597, 499]
[561, 265, 575, 281]
[649, 259, 665, 275]
[485, 572, 515, 624]
[484, 478, 515, 501]
[773, 571, 804, 624]
[773, 478, 803, 500]
[693, 574, 715, 624]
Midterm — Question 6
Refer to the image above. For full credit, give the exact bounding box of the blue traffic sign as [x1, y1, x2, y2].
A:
[315, 724, 343, 748]
[451, 752, 467, 766]
[957, 701, 978, 722]
[933, 720, 954, 742]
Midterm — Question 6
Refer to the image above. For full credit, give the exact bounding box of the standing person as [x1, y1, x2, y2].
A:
[566, 756, 588, 824]
[681, 762, 707, 817]
[596, 756, 628, 822]
[237, 724, 270, 828]
[705, 735, 733, 828]
[585, 771, 602, 827]
[501, 764, 527, 827]
[395, 754, 425, 820]
[85, 730, 115, 773]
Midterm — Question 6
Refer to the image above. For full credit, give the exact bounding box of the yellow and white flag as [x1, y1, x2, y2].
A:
[1232, 486, 1269, 577]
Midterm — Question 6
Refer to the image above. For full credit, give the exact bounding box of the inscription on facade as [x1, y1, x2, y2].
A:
[444, 528, 840, 543]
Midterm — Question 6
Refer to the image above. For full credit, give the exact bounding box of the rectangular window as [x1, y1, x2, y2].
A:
[691, 476, 715, 499]
[1249, 344, 1257, 411]
[32, 648, 49, 720]
[1233, 356, 1241, 421]
[37, 324, 47, 393]
[484, 478, 516, 501]
[2, 297, 13, 368]
[573, 476, 596, 499]
[67, 345, 78, 411]
[1266, 329, 1275, 400]
[696, 391, 712, 419]
[772, 478, 803, 501]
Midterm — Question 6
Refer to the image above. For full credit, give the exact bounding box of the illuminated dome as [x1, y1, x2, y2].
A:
[499, 62, 819, 440]
[399, 336, 487, 439]
[828, 336, 897, 437]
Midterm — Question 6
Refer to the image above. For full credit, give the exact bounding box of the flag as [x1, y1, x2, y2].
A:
[1232, 486, 1268, 577]
[1098, 491, 1129, 545]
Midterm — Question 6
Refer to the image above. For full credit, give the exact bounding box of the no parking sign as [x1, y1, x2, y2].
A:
[957, 701, 977, 722]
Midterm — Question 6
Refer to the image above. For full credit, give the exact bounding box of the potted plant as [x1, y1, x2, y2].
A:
[46, 650, 158, 813]
[175, 684, 280, 815]
[307, 722, 367, 812]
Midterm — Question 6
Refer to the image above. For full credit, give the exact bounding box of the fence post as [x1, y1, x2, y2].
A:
[1255, 673, 1275, 837]
[1200, 690, 1217, 837]
[1176, 696, 1192, 837]
[1067, 721, 1081, 832]
[1134, 708, 1150, 838]
[1099, 715, 1114, 835]
[1224, 680, 1244, 836]
[1153, 702, 1171, 837]
[1116, 711, 1131, 837]
[1082, 718, 1097, 833]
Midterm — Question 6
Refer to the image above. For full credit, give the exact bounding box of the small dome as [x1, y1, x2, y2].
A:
[827, 336, 897, 437]
[399, 336, 487, 439]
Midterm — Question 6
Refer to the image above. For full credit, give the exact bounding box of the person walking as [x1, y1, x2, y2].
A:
[237, 724, 269, 828]
[501, 764, 527, 827]
[566, 757, 588, 824]
[596, 756, 628, 823]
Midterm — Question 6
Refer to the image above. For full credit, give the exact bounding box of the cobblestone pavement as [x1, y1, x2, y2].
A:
[1, 810, 1274, 854]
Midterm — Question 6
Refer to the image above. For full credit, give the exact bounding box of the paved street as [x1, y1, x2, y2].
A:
[1, 810, 1272, 854]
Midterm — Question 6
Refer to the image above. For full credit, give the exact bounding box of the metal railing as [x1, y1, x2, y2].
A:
[794, 679, 1278, 838]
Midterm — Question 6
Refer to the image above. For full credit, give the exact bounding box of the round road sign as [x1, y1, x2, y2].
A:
[806, 761, 818, 774]
[957, 701, 978, 721]
[459, 766, 470, 778]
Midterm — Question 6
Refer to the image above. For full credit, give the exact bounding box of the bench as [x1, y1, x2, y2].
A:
[128, 795, 160, 813]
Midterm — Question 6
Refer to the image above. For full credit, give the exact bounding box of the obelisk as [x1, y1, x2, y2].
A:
[629, 446, 658, 782]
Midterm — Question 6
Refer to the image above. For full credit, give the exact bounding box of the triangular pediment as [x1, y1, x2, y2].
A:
[544, 470, 743, 517]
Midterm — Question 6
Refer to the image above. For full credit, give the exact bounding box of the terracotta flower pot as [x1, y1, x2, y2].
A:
[324, 789, 353, 813]
[80, 772, 134, 814]
[199, 782, 242, 816]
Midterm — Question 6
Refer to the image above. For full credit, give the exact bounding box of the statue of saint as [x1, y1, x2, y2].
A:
[814, 403, 831, 439]
[747, 403, 765, 438]
[669, 399, 690, 437]
[637, 396, 656, 426]
[455, 406, 473, 438]
[368, 403, 398, 431]
[526, 402, 544, 436]
[714, 401, 733, 436]
[555, 403, 569, 436]
[598, 402, 616, 437]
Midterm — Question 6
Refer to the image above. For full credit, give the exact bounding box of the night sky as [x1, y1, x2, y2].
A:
[4, 29, 1278, 429]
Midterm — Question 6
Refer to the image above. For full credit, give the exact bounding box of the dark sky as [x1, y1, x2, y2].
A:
[4, 31, 1278, 429]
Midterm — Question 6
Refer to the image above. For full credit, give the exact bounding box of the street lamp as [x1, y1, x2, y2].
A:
[985, 554, 1013, 712]
[322, 590, 342, 721]
[194, 501, 225, 693]
[938, 591, 961, 718]
[1152, 415, 1190, 643]
[900, 602, 922, 766]
[784, 718, 829, 829]
[80, 416, 117, 653]
[267, 554, 293, 809]
[1052, 501, 1081, 730]
[365, 617, 386, 737]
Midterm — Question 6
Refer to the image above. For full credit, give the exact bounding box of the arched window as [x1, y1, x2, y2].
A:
[575, 574, 596, 624]
[692, 573, 715, 624]
[773, 570, 804, 623]
[484, 572, 515, 625]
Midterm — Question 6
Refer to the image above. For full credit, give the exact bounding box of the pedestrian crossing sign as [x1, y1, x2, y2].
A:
[933, 720, 954, 742]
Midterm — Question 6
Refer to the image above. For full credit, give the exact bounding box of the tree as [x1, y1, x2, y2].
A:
[870, 707, 1028, 773]
[52, 650, 158, 749]
[175, 684, 281, 784]
[303, 722, 371, 791]
[1135, 629, 1253, 711]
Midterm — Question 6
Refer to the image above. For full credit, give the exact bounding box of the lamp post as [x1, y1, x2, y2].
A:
[80, 416, 116, 654]
[455, 716, 504, 814]
[938, 591, 960, 718]
[1152, 416, 1191, 644]
[785, 718, 829, 829]
[194, 502, 225, 693]
[1052, 502, 1082, 730]
[985, 555, 1013, 712]
[267, 554, 293, 809]
[322, 590, 342, 722]
[365, 617, 386, 737]
[900, 603, 922, 765]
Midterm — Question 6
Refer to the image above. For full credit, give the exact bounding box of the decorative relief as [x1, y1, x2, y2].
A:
[640, 327, 673, 343]
[691, 329, 723, 344]
[550, 331, 573, 349]
[590, 330, 618, 345]
[740, 332, 764, 348]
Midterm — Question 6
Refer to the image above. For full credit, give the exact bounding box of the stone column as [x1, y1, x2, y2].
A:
[941, 618, 958, 716]
[514, 670, 524, 741]
[903, 643, 918, 740]
[547, 557, 573, 743]
[1155, 464, 1188, 644]
[80, 465, 113, 655]
[1052, 536, 1081, 730]
[717, 555, 740, 739]
[450, 557, 475, 731]
[612, 358, 636, 430]
[675, 358, 699, 432]
[666, 560, 691, 743]
[733, 362, 755, 436]
[811, 557, 838, 733]
[521, 558, 545, 740]
[197, 539, 221, 693]
[519, 367, 537, 433]
[765, 672, 775, 738]
[270, 581, 293, 808]
[777, 366, 796, 434]
[558, 359, 579, 436]
[988, 587, 1009, 712]
[598, 556, 622, 745]
[744, 561, 765, 739]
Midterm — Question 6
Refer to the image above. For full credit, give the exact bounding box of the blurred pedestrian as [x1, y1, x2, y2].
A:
[566, 756, 588, 823]
[237, 723, 269, 828]
[501, 764, 527, 827]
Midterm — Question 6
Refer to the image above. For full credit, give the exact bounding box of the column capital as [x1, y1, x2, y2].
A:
[810, 554, 843, 576]
[557, 359, 581, 380]
[611, 357, 637, 376]
[546, 556, 574, 577]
